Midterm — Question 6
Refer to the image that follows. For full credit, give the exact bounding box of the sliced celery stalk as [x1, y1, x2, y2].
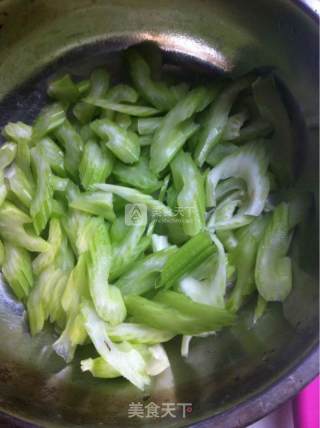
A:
[32, 103, 66, 141]
[160, 231, 215, 289]
[115, 247, 177, 296]
[70, 191, 115, 221]
[2, 241, 33, 301]
[48, 74, 80, 103]
[255, 202, 292, 302]
[170, 150, 206, 236]
[0, 202, 49, 252]
[91, 119, 140, 164]
[87, 218, 126, 324]
[112, 155, 161, 194]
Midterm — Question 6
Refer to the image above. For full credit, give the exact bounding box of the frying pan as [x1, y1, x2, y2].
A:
[0, 1, 318, 427]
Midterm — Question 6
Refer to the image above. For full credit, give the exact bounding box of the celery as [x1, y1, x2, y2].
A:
[70, 191, 115, 221]
[48, 74, 80, 103]
[222, 110, 249, 141]
[81, 357, 120, 379]
[87, 218, 126, 324]
[53, 254, 89, 362]
[91, 118, 140, 164]
[207, 141, 270, 217]
[77, 79, 91, 95]
[160, 231, 215, 289]
[3, 122, 32, 144]
[105, 84, 139, 104]
[127, 49, 175, 111]
[170, 150, 206, 236]
[255, 203, 292, 301]
[151, 234, 170, 252]
[81, 343, 169, 380]
[115, 247, 177, 296]
[112, 154, 161, 194]
[37, 138, 66, 177]
[2, 242, 33, 300]
[15, 141, 33, 182]
[195, 75, 255, 166]
[110, 218, 149, 281]
[86, 98, 160, 117]
[227, 216, 269, 312]
[106, 323, 174, 344]
[150, 120, 199, 174]
[137, 117, 163, 135]
[73, 68, 110, 124]
[179, 234, 227, 308]
[115, 112, 132, 130]
[32, 218, 62, 275]
[0, 142, 17, 169]
[94, 183, 173, 217]
[55, 120, 84, 179]
[206, 143, 238, 167]
[30, 146, 53, 235]
[79, 140, 113, 189]
[5, 164, 34, 208]
[80, 124, 96, 142]
[232, 119, 272, 144]
[149, 86, 210, 172]
[0, 202, 49, 252]
[81, 301, 150, 390]
[32, 103, 66, 141]
[126, 293, 234, 335]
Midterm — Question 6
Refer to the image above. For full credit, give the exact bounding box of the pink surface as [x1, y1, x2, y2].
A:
[293, 376, 319, 428]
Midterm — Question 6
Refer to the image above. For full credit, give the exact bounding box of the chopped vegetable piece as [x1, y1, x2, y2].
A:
[232, 119, 272, 144]
[91, 118, 140, 164]
[127, 49, 175, 111]
[115, 247, 177, 296]
[86, 98, 160, 117]
[79, 140, 114, 189]
[150, 120, 199, 174]
[222, 110, 249, 141]
[110, 217, 149, 281]
[3, 122, 32, 144]
[30, 145, 53, 235]
[137, 117, 163, 135]
[206, 143, 238, 167]
[160, 231, 215, 289]
[0, 202, 49, 252]
[32, 103, 66, 140]
[126, 293, 234, 335]
[255, 203, 292, 301]
[87, 218, 126, 324]
[81, 301, 150, 390]
[206, 141, 270, 217]
[112, 154, 161, 194]
[2, 242, 33, 300]
[179, 234, 227, 308]
[94, 183, 173, 217]
[195, 75, 255, 166]
[69, 191, 115, 221]
[48, 74, 80, 103]
[170, 150, 206, 236]
[55, 120, 84, 179]
[37, 138, 66, 177]
[227, 216, 269, 312]
[73, 68, 110, 124]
